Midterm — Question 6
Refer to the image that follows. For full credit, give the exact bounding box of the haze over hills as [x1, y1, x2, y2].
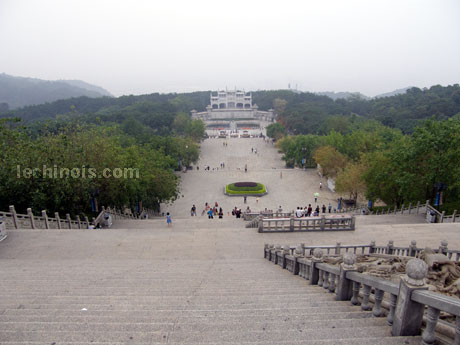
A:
[0, 73, 112, 110]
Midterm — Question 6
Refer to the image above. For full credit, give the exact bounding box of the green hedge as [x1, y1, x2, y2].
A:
[225, 182, 266, 195]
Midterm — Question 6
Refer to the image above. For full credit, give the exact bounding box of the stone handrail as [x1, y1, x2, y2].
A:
[258, 215, 355, 233]
[0, 205, 137, 230]
[287, 240, 460, 262]
[371, 200, 427, 216]
[264, 242, 460, 344]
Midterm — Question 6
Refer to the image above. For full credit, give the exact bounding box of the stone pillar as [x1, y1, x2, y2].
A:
[9, 205, 18, 229]
[416, 201, 420, 214]
[41, 210, 49, 229]
[392, 258, 429, 336]
[66, 214, 72, 229]
[27, 208, 35, 229]
[293, 246, 303, 275]
[309, 248, 323, 285]
[281, 245, 290, 268]
[55, 212, 61, 229]
[76, 215, 81, 229]
[408, 240, 417, 257]
[452, 210, 457, 223]
[408, 203, 412, 214]
[439, 240, 448, 256]
[336, 252, 357, 301]
[369, 240, 376, 254]
[386, 240, 394, 255]
[289, 217, 294, 232]
[335, 242, 341, 255]
[84, 216, 90, 229]
[320, 215, 326, 230]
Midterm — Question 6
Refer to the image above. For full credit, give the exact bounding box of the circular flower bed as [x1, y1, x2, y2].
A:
[225, 182, 267, 196]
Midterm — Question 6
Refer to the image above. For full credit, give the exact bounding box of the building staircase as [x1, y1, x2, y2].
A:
[0, 217, 425, 344]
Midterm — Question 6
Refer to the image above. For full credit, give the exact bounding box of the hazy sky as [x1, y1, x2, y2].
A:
[1, 0, 459, 97]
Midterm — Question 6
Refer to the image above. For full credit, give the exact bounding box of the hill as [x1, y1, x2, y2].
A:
[0, 73, 113, 110]
[374, 87, 412, 98]
[316, 91, 370, 100]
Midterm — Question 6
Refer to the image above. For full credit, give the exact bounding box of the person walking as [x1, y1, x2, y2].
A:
[191, 204, 197, 216]
[322, 204, 326, 213]
[166, 212, 172, 227]
[328, 203, 332, 213]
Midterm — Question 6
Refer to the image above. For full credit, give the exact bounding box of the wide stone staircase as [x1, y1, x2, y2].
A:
[0, 217, 423, 344]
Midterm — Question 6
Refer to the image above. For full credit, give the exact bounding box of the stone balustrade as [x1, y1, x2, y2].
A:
[0, 205, 137, 230]
[264, 242, 460, 344]
[257, 215, 355, 233]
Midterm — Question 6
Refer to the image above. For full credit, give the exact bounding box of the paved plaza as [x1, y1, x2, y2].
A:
[163, 137, 339, 218]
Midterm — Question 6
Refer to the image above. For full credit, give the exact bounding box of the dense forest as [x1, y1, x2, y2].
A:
[0, 95, 206, 217]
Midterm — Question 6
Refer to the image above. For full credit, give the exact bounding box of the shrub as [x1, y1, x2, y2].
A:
[225, 182, 266, 195]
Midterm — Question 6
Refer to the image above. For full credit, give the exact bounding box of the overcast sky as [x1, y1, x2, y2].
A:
[1, 0, 459, 97]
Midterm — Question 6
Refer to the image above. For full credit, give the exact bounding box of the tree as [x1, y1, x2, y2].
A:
[273, 98, 287, 116]
[335, 162, 366, 201]
[266, 123, 286, 140]
[313, 146, 347, 177]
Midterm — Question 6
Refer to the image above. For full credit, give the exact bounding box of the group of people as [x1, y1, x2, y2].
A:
[200, 202, 224, 219]
[295, 203, 332, 217]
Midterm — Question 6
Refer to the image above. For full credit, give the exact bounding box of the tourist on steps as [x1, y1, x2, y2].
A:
[166, 212, 172, 227]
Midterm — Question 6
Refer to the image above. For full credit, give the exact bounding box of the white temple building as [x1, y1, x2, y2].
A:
[191, 89, 275, 122]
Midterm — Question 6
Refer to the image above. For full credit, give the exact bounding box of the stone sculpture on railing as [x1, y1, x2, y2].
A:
[264, 241, 460, 344]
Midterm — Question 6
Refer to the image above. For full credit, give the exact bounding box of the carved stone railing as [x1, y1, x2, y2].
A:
[370, 200, 458, 224]
[0, 205, 136, 230]
[285, 240, 460, 262]
[257, 215, 355, 233]
[264, 242, 460, 344]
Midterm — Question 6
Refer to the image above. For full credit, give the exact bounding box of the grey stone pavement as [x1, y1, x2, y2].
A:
[162, 137, 341, 218]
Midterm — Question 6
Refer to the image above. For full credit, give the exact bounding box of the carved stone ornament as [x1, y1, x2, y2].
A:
[404, 258, 428, 286]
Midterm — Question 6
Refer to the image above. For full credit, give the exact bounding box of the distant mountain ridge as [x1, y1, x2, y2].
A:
[315, 91, 370, 100]
[374, 87, 412, 98]
[0, 73, 112, 110]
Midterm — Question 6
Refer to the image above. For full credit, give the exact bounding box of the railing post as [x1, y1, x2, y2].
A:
[336, 252, 357, 301]
[66, 214, 72, 229]
[41, 210, 49, 229]
[335, 242, 341, 255]
[401, 203, 404, 214]
[281, 245, 290, 268]
[55, 212, 61, 229]
[258, 218, 263, 233]
[84, 216, 90, 229]
[369, 240, 376, 254]
[393, 205, 398, 214]
[9, 205, 18, 229]
[392, 258, 428, 336]
[408, 203, 412, 214]
[350, 216, 356, 230]
[76, 215, 81, 229]
[408, 240, 417, 257]
[386, 240, 394, 255]
[439, 240, 448, 256]
[289, 217, 294, 232]
[416, 201, 420, 214]
[27, 208, 35, 229]
[320, 215, 325, 230]
[440, 211, 445, 223]
[309, 248, 323, 285]
[293, 246, 303, 275]
[452, 210, 457, 223]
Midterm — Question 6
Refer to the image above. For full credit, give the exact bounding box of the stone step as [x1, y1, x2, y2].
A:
[0, 326, 395, 343]
[2, 305, 367, 317]
[0, 299, 358, 311]
[0, 337, 423, 345]
[0, 317, 388, 332]
[0, 310, 375, 323]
